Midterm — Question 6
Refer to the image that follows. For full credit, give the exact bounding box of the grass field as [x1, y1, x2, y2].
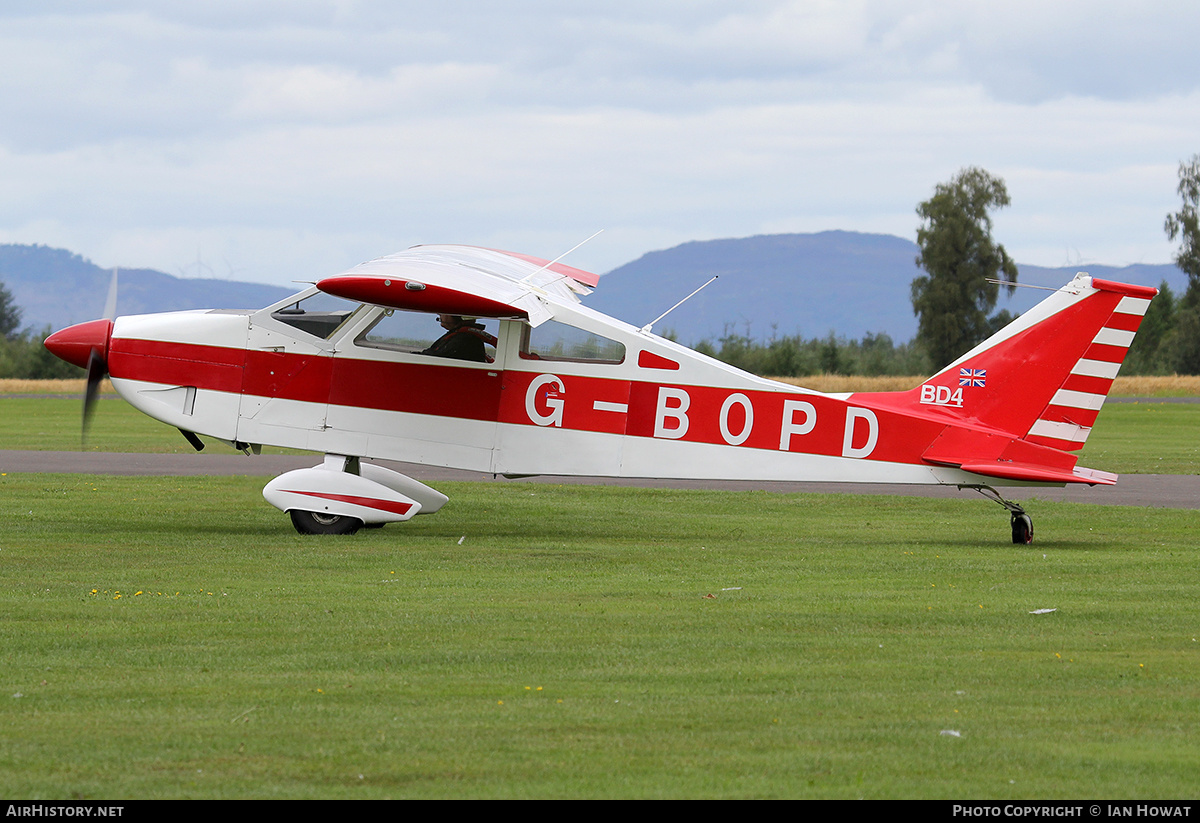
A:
[1, 385, 1199, 799]
[1081, 403, 1200, 475]
[2, 475, 1199, 799]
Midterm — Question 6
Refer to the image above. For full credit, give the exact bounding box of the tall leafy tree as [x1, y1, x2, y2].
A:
[1165, 154, 1200, 374]
[0, 280, 22, 339]
[1165, 154, 1200, 305]
[911, 167, 1018, 368]
[1124, 280, 1176, 374]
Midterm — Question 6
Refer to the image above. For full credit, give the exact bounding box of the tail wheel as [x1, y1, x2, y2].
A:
[290, 510, 363, 535]
[1011, 512, 1033, 545]
[962, 485, 1035, 544]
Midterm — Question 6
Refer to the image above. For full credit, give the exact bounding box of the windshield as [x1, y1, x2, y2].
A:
[269, 291, 361, 340]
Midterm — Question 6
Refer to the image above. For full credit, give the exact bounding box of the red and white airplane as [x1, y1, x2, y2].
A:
[44, 245, 1157, 543]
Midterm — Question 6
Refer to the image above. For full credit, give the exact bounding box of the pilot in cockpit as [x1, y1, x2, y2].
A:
[420, 314, 496, 362]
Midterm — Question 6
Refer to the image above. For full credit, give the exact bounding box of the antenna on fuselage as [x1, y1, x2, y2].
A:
[640, 275, 719, 335]
[519, 229, 605, 286]
[985, 278, 1060, 292]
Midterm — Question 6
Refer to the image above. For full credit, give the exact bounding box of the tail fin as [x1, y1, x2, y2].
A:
[854, 274, 1157, 484]
[910, 274, 1156, 448]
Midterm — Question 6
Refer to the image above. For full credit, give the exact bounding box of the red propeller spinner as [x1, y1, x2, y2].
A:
[43, 318, 114, 370]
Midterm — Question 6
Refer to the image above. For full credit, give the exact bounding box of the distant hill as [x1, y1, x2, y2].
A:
[1, 236, 1186, 343]
[0, 244, 295, 332]
[587, 231, 1185, 345]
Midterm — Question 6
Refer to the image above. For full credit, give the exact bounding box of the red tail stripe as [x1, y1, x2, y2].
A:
[1040, 406, 1101, 429]
[1104, 313, 1144, 333]
[1061, 373, 1114, 396]
[1082, 342, 1129, 364]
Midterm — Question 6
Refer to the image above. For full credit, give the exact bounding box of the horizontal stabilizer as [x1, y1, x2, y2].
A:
[957, 461, 1117, 486]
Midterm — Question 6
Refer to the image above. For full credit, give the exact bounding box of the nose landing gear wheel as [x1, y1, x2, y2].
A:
[290, 509, 363, 535]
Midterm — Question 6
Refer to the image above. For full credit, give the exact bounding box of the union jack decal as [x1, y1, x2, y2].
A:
[959, 368, 987, 387]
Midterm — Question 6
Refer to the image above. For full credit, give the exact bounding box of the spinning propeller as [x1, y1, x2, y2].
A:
[43, 269, 118, 443]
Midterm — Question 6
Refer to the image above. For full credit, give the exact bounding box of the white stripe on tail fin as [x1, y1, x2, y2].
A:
[1023, 288, 1153, 450]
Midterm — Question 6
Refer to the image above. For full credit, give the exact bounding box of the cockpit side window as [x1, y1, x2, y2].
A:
[356, 310, 498, 363]
[520, 319, 625, 364]
[271, 293, 360, 340]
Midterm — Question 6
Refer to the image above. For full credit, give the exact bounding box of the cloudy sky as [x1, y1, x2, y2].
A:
[2, 1, 1199, 286]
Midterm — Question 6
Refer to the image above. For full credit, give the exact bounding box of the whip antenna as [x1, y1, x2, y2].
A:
[640, 275, 719, 334]
[986, 278, 1059, 292]
[520, 229, 604, 285]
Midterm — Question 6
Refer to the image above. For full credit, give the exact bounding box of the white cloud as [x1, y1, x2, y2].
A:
[1, 1, 1198, 285]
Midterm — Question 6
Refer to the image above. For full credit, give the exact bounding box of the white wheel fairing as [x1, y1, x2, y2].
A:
[264, 466, 423, 524]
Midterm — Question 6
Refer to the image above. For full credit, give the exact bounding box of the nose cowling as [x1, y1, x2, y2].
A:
[44, 319, 114, 370]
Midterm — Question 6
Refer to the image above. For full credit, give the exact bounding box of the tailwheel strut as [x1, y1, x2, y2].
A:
[959, 484, 1033, 545]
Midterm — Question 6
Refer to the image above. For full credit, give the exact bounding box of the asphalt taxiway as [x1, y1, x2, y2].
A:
[2, 450, 1196, 509]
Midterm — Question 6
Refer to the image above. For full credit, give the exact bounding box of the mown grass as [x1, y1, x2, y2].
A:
[1, 475, 1199, 798]
[1081, 403, 1200, 475]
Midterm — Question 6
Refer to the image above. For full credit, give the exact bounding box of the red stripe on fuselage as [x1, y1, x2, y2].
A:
[105, 338, 948, 465]
[331, 357, 503, 421]
[109, 339, 246, 393]
[244, 349, 333, 402]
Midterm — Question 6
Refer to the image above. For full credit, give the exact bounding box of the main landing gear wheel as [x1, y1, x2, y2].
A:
[290, 509, 363, 535]
[960, 485, 1034, 545]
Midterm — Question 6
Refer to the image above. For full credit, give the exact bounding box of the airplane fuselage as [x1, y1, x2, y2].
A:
[103, 292, 993, 487]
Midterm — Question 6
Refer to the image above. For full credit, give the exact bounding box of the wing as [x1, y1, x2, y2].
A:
[315, 245, 598, 327]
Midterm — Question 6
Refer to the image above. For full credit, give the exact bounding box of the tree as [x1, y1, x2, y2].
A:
[0, 280, 21, 340]
[1123, 280, 1176, 374]
[1165, 154, 1200, 374]
[1165, 154, 1200, 306]
[911, 167, 1018, 368]
[1168, 309, 1200, 375]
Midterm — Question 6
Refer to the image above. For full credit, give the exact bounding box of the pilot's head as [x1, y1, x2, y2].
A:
[437, 314, 468, 330]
